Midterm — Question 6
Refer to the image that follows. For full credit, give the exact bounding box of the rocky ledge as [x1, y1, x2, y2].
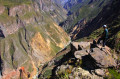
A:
[48, 41, 118, 79]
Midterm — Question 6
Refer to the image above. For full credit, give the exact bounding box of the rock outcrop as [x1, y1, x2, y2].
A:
[71, 42, 117, 69]
[53, 41, 117, 79]
[89, 48, 117, 68]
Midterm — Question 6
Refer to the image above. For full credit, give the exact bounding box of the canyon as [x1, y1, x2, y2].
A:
[0, 0, 70, 79]
[0, 0, 120, 79]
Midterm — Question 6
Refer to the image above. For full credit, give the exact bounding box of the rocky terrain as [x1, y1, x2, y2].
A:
[39, 41, 119, 79]
[0, 0, 120, 79]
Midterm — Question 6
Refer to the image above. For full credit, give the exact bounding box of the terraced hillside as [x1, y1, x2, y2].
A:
[0, 0, 70, 79]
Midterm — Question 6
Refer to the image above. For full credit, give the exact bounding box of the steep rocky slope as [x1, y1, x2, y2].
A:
[64, 0, 83, 10]
[74, 0, 120, 38]
[39, 0, 119, 79]
[60, 0, 120, 53]
[75, 0, 120, 53]
[0, 0, 70, 79]
[60, 0, 111, 34]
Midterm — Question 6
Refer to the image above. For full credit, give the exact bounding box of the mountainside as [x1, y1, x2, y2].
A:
[64, 0, 83, 10]
[0, 0, 70, 78]
[60, 0, 111, 33]
[39, 0, 120, 78]
[0, 0, 120, 79]
[52, 0, 68, 7]
[72, 0, 120, 38]
[61, 0, 120, 53]
[86, 0, 120, 53]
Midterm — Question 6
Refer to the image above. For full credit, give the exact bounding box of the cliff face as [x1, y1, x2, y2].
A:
[0, 0, 70, 78]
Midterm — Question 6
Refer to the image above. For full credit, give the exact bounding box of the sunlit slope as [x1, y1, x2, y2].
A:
[0, 0, 70, 78]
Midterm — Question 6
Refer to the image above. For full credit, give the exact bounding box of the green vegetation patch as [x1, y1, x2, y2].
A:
[50, 42, 61, 56]
[0, 9, 16, 23]
[115, 31, 120, 52]
[89, 27, 103, 39]
[106, 69, 120, 79]
[42, 69, 52, 79]
[28, 64, 34, 72]
[9, 41, 15, 56]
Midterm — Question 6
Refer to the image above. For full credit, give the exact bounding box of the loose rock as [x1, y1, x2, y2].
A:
[74, 50, 88, 59]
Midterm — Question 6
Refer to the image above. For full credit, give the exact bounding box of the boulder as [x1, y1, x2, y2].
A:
[79, 42, 91, 48]
[69, 75, 74, 79]
[95, 69, 105, 77]
[90, 48, 117, 68]
[72, 67, 103, 79]
[70, 42, 91, 53]
[74, 50, 88, 59]
[48, 59, 55, 66]
[55, 65, 66, 75]
[56, 65, 72, 75]
[70, 42, 82, 53]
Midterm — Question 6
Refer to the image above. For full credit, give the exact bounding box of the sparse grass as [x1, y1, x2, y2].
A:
[42, 68, 52, 79]
[117, 31, 120, 38]
[13, 60, 18, 68]
[106, 69, 120, 79]
[75, 59, 82, 67]
[50, 42, 61, 55]
[75, 37, 90, 42]
[10, 41, 15, 56]
[89, 27, 103, 39]
[115, 31, 120, 52]
[65, 0, 111, 32]
[56, 69, 72, 79]
[0, 0, 32, 7]
[0, 9, 16, 23]
[1, 39, 5, 59]
[0, 0, 33, 23]
[44, 24, 62, 43]
[56, 55, 64, 60]
[21, 11, 36, 20]
[28, 64, 33, 72]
